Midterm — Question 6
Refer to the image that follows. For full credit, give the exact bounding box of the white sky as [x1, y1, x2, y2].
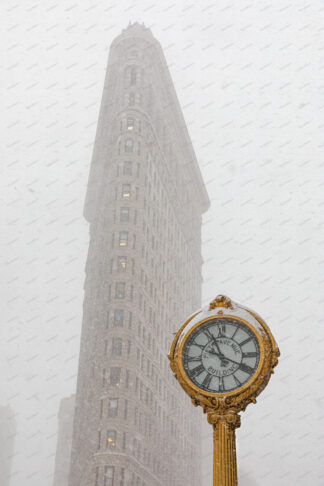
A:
[2, 1, 324, 485]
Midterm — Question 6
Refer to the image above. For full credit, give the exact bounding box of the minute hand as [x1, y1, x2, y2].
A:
[207, 349, 240, 366]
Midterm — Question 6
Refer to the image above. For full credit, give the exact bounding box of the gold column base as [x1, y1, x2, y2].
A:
[208, 412, 241, 486]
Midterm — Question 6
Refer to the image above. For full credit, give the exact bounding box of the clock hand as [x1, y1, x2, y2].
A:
[212, 340, 224, 358]
[207, 349, 241, 367]
[206, 348, 228, 366]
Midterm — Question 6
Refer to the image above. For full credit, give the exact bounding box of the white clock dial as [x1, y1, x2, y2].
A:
[182, 318, 260, 393]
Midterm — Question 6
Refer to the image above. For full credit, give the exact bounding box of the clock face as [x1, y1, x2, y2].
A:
[182, 318, 261, 394]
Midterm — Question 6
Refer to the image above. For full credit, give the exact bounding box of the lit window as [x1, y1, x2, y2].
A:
[112, 337, 122, 356]
[107, 430, 116, 449]
[127, 118, 134, 131]
[119, 231, 128, 246]
[117, 256, 127, 272]
[125, 139, 133, 153]
[110, 367, 121, 386]
[113, 309, 124, 327]
[122, 184, 131, 197]
[123, 160, 132, 175]
[115, 282, 125, 299]
[120, 207, 129, 222]
[104, 465, 114, 486]
[108, 399, 118, 417]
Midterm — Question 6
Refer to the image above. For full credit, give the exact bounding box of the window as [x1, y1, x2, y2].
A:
[123, 160, 132, 175]
[108, 399, 118, 417]
[122, 184, 131, 197]
[102, 369, 106, 386]
[124, 399, 128, 419]
[113, 309, 124, 327]
[115, 282, 125, 299]
[104, 466, 114, 486]
[95, 467, 99, 486]
[125, 139, 133, 153]
[129, 92, 135, 106]
[119, 231, 128, 246]
[97, 430, 101, 450]
[107, 429, 116, 449]
[112, 337, 122, 356]
[126, 369, 130, 388]
[127, 118, 134, 131]
[110, 367, 121, 386]
[117, 256, 127, 272]
[120, 207, 129, 222]
[130, 67, 137, 85]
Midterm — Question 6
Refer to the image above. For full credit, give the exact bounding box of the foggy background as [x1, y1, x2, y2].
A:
[2, 1, 324, 485]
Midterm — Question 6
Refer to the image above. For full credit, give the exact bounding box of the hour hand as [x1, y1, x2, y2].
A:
[212, 340, 224, 358]
[206, 348, 229, 367]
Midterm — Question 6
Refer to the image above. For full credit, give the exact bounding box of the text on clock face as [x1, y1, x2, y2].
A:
[182, 318, 260, 393]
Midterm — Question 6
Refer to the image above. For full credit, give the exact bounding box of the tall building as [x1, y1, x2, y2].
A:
[53, 395, 75, 486]
[0, 404, 16, 486]
[69, 23, 209, 486]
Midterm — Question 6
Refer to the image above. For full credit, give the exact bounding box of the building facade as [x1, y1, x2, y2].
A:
[69, 23, 209, 486]
[0, 405, 16, 486]
[53, 396, 75, 486]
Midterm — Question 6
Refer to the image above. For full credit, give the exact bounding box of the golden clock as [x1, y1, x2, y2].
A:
[169, 295, 280, 486]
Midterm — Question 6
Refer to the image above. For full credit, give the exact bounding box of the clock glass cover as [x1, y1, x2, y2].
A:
[182, 318, 261, 393]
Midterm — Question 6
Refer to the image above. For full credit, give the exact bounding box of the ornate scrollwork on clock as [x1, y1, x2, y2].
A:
[169, 295, 280, 421]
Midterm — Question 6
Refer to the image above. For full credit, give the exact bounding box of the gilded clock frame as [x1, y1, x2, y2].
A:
[169, 296, 280, 416]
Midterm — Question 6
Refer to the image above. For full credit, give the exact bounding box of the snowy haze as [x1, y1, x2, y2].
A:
[2, 1, 324, 485]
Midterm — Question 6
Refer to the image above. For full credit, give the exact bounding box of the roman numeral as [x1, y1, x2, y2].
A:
[242, 352, 258, 358]
[193, 342, 204, 349]
[204, 329, 215, 341]
[233, 375, 242, 387]
[219, 377, 224, 392]
[191, 364, 205, 378]
[239, 363, 254, 374]
[218, 324, 226, 337]
[231, 325, 239, 340]
[239, 337, 252, 346]
[187, 356, 202, 363]
[202, 374, 212, 389]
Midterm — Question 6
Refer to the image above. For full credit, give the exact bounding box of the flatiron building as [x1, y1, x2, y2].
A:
[69, 22, 209, 486]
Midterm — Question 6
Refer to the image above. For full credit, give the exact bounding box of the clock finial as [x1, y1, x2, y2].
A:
[209, 294, 233, 311]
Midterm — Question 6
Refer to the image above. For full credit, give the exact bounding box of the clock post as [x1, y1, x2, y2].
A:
[168, 295, 280, 486]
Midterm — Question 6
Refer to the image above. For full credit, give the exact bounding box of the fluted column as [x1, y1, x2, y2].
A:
[208, 412, 241, 486]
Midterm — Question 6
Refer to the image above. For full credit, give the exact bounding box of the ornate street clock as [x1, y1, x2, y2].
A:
[169, 295, 280, 486]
